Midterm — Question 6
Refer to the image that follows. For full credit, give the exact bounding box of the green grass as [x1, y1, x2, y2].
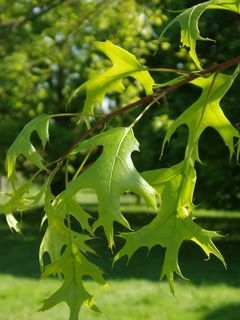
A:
[1, 189, 240, 319]
[1, 273, 240, 320]
[1, 218, 240, 320]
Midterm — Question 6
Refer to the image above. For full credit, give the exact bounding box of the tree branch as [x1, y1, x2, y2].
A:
[56, 55, 240, 163]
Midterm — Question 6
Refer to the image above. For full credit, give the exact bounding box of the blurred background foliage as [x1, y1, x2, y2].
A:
[0, 0, 239, 209]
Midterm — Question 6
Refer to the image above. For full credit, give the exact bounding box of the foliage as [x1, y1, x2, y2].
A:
[0, 0, 165, 170]
[72, 40, 154, 115]
[135, 0, 240, 209]
[0, 1, 240, 319]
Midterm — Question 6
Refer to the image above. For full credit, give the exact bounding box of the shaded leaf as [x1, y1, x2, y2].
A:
[160, 2, 211, 69]
[238, 139, 240, 162]
[5, 114, 50, 183]
[162, 71, 240, 162]
[160, 0, 240, 68]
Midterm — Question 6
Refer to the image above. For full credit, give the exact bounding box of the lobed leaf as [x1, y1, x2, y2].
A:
[38, 128, 158, 317]
[39, 188, 93, 267]
[162, 71, 240, 162]
[39, 188, 102, 319]
[160, 1, 211, 69]
[160, 0, 240, 68]
[0, 179, 48, 215]
[71, 41, 154, 114]
[115, 161, 225, 293]
[208, 0, 240, 13]
[40, 246, 105, 320]
[5, 114, 50, 184]
[61, 127, 158, 248]
[6, 213, 21, 233]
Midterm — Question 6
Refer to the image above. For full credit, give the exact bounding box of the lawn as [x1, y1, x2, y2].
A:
[1, 190, 240, 319]
[1, 274, 240, 320]
[0, 216, 240, 320]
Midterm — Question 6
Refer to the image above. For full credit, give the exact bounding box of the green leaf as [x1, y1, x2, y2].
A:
[39, 246, 105, 320]
[61, 127, 158, 248]
[40, 188, 93, 267]
[115, 162, 225, 293]
[160, 0, 240, 68]
[208, 0, 240, 13]
[238, 139, 240, 162]
[0, 179, 48, 214]
[6, 213, 22, 233]
[160, 2, 211, 69]
[0, 182, 32, 214]
[162, 71, 240, 162]
[5, 114, 50, 184]
[39, 188, 102, 319]
[72, 41, 154, 114]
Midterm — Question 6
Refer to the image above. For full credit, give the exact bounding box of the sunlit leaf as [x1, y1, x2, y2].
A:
[72, 41, 154, 114]
[160, 2, 211, 69]
[0, 179, 47, 214]
[39, 188, 101, 318]
[6, 213, 22, 233]
[39, 246, 105, 320]
[39, 188, 93, 267]
[115, 161, 225, 293]
[61, 127, 158, 248]
[209, 0, 240, 13]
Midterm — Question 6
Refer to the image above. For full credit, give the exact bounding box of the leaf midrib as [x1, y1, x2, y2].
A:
[106, 128, 130, 201]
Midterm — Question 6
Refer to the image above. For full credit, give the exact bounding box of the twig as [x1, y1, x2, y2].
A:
[56, 55, 240, 162]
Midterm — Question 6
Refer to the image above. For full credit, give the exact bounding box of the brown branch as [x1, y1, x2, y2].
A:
[154, 56, 240, 95]
[56, 55, 240, 163]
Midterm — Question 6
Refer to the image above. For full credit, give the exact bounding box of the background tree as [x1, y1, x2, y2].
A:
[2, 0, 239, 208]
[0, 0, 164, 159]
[0, 1, 239, 318]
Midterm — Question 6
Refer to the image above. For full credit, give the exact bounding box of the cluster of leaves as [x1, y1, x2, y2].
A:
[1, 1, 240, 319]
[0, 0, 165, 171]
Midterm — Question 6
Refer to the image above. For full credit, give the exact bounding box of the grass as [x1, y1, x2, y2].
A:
[1, 217, 240, 320]
[1, 189, 240, 319]
[1, 275, 240, 320]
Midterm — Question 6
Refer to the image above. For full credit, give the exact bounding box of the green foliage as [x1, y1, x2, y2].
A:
[162, 70, 240, 162]
[67, 127, 157, 248]
[5, 114, 50, 184]
[72, 41, 154, 115]
[161, 0, 240, 68]
[161, 1, 211, 69]
[0, 0, 165, 171]
[0, 1, 240, 319]
[115, 160, 226, 293]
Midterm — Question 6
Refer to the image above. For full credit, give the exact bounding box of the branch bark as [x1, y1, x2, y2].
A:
[56, 55, 240, 163]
